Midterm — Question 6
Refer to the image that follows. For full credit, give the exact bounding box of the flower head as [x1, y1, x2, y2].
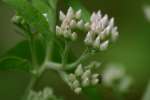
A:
[56, 7, 119, 51]
[102, 65, 125, 86]
[27, 87, 62, 100]
[102, 64, 133, 92]
[67, 62, 101, 94]
[56, 7, 83, 41]
[84, 11, 119, 51]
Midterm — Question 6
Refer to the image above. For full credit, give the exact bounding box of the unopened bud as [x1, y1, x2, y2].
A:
[75, 64, 83, 76]
[100, 40, 109, 51]
[91, 78, 99, 85]
[71, 32, 78, 41]
[74, 87, 82, 94]
[59, 11, 66, 21]
[82, 77, 90, 87]
[82, 69, 91, 79]
[75, 9, 82, 19]
[72, 80, 80, 88]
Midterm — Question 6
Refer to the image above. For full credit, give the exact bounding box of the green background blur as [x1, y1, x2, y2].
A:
[0, 0, 150, 100]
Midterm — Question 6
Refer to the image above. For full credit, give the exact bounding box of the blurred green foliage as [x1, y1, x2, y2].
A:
[0, 0, 150, 100]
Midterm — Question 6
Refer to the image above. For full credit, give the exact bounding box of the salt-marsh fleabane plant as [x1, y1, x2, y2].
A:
[2, 0, 119, 99]
[54, 7, 118, 93]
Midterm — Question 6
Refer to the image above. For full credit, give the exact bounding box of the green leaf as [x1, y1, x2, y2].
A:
[65, 0, 91, 22]
[142, 80, 150, 100]
[31, 0, 57, 32]
[4, 40, 31, 60]
[32, 0, 50, 14]
[3, 39, 45, 65]
[3, 0, 51, 41]
[0, 56, 31, 72]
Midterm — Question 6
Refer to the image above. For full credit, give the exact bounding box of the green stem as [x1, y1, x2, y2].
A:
[41, 61, 62, 73]
[22, 0, 58, 99]
[65, 48, 93, 70]
[44, 41, 54, 62]
[22, 74, 37, 100]
[44, 0, 58, 63]
[30, 35, 38, 68]
[61, 41, 70, 66]
[22, 35, 38, 100]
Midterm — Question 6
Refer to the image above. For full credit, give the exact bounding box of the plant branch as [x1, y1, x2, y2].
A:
[61, 41, 70, 66]
[22, 0, 58, 100]
[65, 48, 93, 70]
[42, 61, 62, 72]
[21, 74, 37, 100]
[30, 35, 38, 68]
[44, 0, 58, 63]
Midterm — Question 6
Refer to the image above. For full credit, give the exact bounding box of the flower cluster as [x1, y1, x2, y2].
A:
[56, 7, 119, 51]
[56, 7, 85, 41]
[102, 64, 133, 92]
[84, 11, 119, 51]
[27, 87, 62, 100]
[67, 62, 101, 94]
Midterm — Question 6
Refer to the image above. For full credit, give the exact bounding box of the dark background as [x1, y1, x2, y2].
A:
[0, 0, 150, 100]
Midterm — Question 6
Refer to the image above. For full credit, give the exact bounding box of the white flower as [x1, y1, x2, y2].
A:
[102, 63, 133, 92]
[56, 7, 83, 41]
[84, 11, 119, 51]
[92, 73, 99, 79]
[70, 20, 76, 28]
[82, 77, 90, 87]
[77, 20, 84, 28]
[27, 87, 61, 100]
[59, 11, 65, 21]
[81, 69, 91, 79]
[102, 65, 125, 86]
[68, 74, 76, 82]
[56, 7, 119, 49]
[75, 64, 83, 76]
[93, 35, 101, 48]
[84, 32, 94, 45]
[66, 63, 101, 94]
[100, 40, 109, 51]
[91, 78, 99, 85]
[72, 80, 80, 88]
[74, 87, 82, 94]
[111, 26, 119, 41]
[75, 9, 82, 19]
[71, 32, 78, 41]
